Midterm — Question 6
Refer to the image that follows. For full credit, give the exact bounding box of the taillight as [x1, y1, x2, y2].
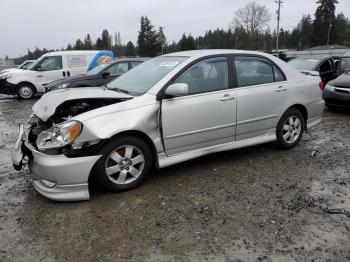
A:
[319, 81, 325, 90]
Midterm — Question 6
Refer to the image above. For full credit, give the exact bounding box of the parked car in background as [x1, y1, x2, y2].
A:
[12, 50, 324, 201]
[0, 50, 114, 99]
[323, 70, 350, 109]
[45, 58, 148, 92]
[336, 50, 350, 76]
[17, 60, 35, 70]
[0, 60, 36, 75]
[287, 56, 337, 84]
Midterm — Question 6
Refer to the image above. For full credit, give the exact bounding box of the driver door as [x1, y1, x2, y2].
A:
[161, 57, 236, 155]
[34, 56, 64, 89]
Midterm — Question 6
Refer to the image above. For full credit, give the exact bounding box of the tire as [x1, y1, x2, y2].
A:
[92, 136, 153, 193]
[276, 108, 305, 149]
[17, 83, 35, 99]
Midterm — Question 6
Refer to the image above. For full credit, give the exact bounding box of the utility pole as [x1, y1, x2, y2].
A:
[275, 0, 283, 55]
[326, 22, 332, 48]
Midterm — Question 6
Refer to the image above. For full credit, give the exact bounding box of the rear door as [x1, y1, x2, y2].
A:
[233, 55, 288, 140]
[161, 56, 237, 155]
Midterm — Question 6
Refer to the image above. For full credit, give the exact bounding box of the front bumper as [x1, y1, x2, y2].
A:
[323, 88, 350, 108]
[0, 79, 17, 95]
[12, 124, 102, 201]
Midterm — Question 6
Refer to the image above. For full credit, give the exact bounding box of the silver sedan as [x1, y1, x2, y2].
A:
[12, 50, 324, 201]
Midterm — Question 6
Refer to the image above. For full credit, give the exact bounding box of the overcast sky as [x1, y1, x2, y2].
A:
[1, 0, 349, 58]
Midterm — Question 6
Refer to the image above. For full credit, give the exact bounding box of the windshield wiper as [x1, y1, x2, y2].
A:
[104, 85, 129, 94]
[115, 87, 129, 94]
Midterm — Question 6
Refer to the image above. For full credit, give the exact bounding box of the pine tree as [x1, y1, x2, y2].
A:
[101, 29, 112, 50]
[74, 39, 84, 50]
[312, 0, 338, 46]
[126, 41, 136, 57]
[137, 16, 161, 57]
[95, 37, 103, 50]
[84, 34, 93, 50]
[158, 27, 167, 54]
[178, 34, 196, 51]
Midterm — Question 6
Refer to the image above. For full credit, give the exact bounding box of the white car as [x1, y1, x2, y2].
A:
[12, 50, 324, 201]
[0, 50, 114, 99]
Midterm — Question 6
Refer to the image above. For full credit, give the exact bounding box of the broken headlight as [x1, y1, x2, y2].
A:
[36, 121, 82, 150]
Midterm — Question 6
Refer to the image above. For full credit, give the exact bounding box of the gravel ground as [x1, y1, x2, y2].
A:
[0, 96, 349, 261]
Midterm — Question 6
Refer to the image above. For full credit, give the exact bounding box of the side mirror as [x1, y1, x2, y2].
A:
[36, 66, 42, 71]
[165, 83, 188, 97]
[102, 72, 111, 79]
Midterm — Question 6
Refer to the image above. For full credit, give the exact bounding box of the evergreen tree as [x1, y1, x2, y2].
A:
[126, 41, 136, 57]
[298, 15, 313, 49]
[333, 13, 350, 45]
[95, 37, 103, 50]
[158, 27, 167, 54]
[178, 34, 196, 51]
[74, 38, 84, 50]
[101, 29, 112, 50]
[137, 16, 161, 57]
[67, 43, 73, 50]
[84, 34, 93, 50]
[312, 0, 338, 46]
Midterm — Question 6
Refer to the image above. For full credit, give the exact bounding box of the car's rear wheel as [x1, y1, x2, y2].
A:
[276, 108, 305, 149]
[17, 83, 35, 99]
[93, 136, 153, 192]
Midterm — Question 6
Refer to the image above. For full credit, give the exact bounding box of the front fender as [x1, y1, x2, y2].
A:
[75, 103, 164, 154]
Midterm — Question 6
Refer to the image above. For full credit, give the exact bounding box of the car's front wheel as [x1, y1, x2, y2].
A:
[17, 83, 35, 99]
[276, 108, 305, 149]
[93, 136, 153, 192]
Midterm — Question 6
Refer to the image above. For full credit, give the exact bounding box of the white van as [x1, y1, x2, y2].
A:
[0, 50, 114, 99]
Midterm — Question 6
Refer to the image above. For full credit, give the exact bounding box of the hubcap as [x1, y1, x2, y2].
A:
[282, 115, 302, 144]
[105, 145, 145, 185]
[19, 86, 33, 99]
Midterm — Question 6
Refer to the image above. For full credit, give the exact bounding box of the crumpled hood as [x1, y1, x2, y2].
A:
[33, 87, 132, 121]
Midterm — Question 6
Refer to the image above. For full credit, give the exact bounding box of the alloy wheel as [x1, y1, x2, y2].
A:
[282, 115, 302, 144]
[105, 145, 145, 185]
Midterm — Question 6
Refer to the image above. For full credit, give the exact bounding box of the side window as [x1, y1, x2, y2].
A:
[37, 56, 62, 71]
[234, 56, 274, 87]
[273, 66, 285, 82]
[106, 62, 129, 75]
[131, 61, 142, 68]
[174, 57, 228, 95]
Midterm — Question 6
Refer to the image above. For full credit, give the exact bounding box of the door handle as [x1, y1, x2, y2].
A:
[220, 94, 235, 101]
[37, 75, 43, 78]
[275, 86, 288, 92]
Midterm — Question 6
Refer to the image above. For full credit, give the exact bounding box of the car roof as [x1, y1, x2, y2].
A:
[113, 57, 149, 62]
[163, 49, 272, 58]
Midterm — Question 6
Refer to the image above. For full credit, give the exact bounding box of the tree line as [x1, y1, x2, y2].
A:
[12, 0, 350, 64]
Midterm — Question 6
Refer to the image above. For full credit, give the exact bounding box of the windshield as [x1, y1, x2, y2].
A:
[106, 56, 188, 95]
[288, 58, 320, 71]
[339, 57, 350, 72]
[86, 63, 110, 76]
[28, 56, 45, 71]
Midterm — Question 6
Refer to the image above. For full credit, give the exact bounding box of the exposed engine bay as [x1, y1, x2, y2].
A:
[27, 98, 126, 146]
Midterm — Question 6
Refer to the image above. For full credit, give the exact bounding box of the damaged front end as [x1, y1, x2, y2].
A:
[12, 93, 131, 201]
[27, 98, 126, 155]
